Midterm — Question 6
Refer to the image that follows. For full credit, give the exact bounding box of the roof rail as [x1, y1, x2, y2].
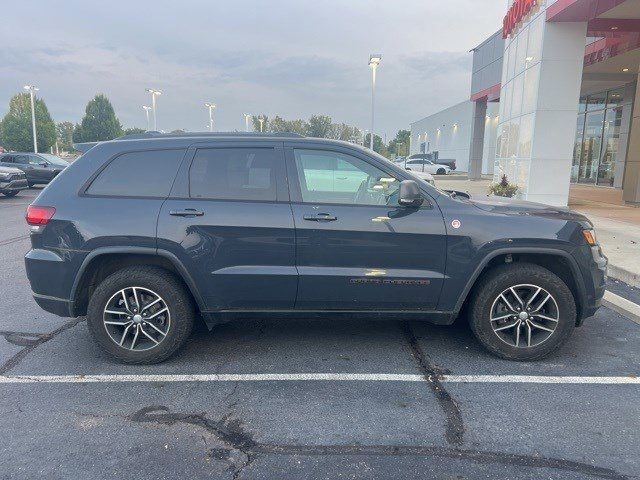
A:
[115, 131, 305, 140]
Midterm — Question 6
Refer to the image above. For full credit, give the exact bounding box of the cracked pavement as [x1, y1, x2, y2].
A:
[1, 189, 639, 479]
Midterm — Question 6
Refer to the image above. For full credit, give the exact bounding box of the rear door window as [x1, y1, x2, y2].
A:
[86, 149, 183, 197]
[189, 148, 278, 201]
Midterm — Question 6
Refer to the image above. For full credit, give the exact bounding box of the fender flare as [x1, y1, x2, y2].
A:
[452, 247, 588, 314]
[70, 246, 207, 316]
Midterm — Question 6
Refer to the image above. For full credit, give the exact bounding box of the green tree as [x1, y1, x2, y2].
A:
[388, 129, 411, 157]
[56, 121, 75, 151]
[123, 127, 146, 135]
[251, 114, 269, 132]
[74, 94, 123, 142]
[0, 93, 56, 152]
[364, 133, 389, 157]
[306, 115, 333, 138]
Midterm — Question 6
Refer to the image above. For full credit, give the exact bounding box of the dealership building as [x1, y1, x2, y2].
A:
[410, 0, 640, 206]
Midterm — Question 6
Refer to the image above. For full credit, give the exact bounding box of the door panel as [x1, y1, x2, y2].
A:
[156, 144, 297, 311]
[286, 145, 447, 310]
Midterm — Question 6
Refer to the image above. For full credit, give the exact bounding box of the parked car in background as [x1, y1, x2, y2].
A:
[406, 168, 435, 185]
[404, 158, 451, 175]
[0, 166, 28, 197]
[25, 133, 606, 364]
[0, 153, 69, 186]
[408, 153, 456, 171]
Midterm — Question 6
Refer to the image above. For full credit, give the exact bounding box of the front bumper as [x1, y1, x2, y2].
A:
[0, 177, 28, 191]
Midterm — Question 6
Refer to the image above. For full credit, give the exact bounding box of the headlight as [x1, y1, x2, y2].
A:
[0, 173, 10, 180]
[582, 229, 597, 246]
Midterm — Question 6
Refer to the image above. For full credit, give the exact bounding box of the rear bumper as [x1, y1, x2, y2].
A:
[25, 248, 75, 317]
[32, 293, 72, 317]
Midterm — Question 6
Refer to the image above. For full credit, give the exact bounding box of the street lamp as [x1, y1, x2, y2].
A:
[23, 85, 39, 153]
[145, 88, 162, 130]
[204, 102, 216, 132]
[257, 115, 265, 133]
[243, 113, 252, 132]
[368, 54, 382, 150]
[142, 105, 152, 131]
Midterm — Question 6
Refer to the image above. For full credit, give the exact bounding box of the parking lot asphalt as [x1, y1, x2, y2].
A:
[1, 189, 639, 479]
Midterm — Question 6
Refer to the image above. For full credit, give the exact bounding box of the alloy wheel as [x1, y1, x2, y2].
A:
[102, 286, 171, 351]
[489, 284, 559, 348]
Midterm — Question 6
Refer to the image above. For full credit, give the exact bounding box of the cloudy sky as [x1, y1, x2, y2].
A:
[1, 0, 505, 139]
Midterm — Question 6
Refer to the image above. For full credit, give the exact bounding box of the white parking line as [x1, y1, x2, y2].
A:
[0, 373, 638, 384]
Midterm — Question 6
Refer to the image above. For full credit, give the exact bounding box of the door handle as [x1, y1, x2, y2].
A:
[303, 213, 337, 222]
[169, 209, 204, 217]
[335, 176, 348, 180]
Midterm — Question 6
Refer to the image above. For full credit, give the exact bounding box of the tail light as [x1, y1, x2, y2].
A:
[25, 205, 56, 226]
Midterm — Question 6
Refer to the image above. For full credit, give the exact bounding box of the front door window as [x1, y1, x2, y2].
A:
[293, 149, 400, 206]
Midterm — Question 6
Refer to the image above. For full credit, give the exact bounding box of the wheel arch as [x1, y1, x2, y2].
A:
[70, 247, 207, 318]
[454, 248, 588, 322]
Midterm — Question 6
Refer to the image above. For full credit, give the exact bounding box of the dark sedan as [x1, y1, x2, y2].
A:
[0, 152, 69, 186]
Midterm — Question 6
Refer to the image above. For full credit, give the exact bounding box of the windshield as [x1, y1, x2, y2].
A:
[38, 154, 69, 166]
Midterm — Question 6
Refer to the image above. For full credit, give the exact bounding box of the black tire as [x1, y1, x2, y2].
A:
[1, 190, 19, 197]
[436, 168, 446, 175]
[87, 266, 195, 364]
[468, 263, 576, 361]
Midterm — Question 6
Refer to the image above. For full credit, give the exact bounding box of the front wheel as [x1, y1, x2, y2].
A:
[87, 266, 195, 364]
[1, 190, 19, 197]
[469, 263, 576, 361]
[436, 168, 446, 175]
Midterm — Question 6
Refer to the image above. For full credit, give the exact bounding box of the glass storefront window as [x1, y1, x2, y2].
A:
[587, 91, 607, 111]
[571, 115, 585, 182]
[598, 107, 622, 187]
[522, 63, 539, 114]
[572, 85, 630, 187]
[579, 110, 605, 183]
[578, 96, 588, 113]
[518, 114, 534, 158]
[515, 28, 529, 75]
[511, 73, 524, 118]
[606, 88, 625, 108]
[526, 14, 543, 65]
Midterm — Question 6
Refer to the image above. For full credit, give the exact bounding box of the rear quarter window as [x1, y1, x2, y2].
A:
[86, 149, 183, 197]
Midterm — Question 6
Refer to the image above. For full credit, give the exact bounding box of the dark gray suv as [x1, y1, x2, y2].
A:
[0, 152, 68, 186]
[24, 133, 607, 364]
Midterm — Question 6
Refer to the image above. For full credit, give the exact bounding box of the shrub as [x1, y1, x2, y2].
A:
[489, 174, 518, 198]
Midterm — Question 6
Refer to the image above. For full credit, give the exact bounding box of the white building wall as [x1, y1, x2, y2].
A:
[410, 100, 499, 174]
[410, 101, 473, 172]
[496, 0, 587, 206]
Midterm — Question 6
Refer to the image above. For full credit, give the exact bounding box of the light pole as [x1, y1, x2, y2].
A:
[368, 54, 381, 150]
[145, 88, 162, 130]
[257, 115, 265, 133]
[243, 113, 252, 132]
[204, 102, 216, 132]
[23, 85, 39, 153]
[142, 106, 152, 131]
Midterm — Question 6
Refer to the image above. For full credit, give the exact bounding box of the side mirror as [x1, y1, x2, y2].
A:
[40, 162, 48, 167]
[398, 180, 424, 207]
[405, 167, 412, 171]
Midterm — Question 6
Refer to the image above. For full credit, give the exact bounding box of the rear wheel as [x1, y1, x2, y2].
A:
[1, 190, 19, 197]
[469, 263, 576, 361]
[87, 266, 195, 364]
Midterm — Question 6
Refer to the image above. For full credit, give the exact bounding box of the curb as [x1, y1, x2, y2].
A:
[603, 291, 640, 325]
[607, 264, 640, 288]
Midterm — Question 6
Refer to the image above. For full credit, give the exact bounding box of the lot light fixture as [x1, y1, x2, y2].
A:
[23, 84, 39, 153]
[243, 113, 252, 132]
[258, 115, 265, 133]
[204, 102, 216, 132]
[142, 106, 152, 131]
[145, 88, 162, 130]
[368, 54, 382, 150]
